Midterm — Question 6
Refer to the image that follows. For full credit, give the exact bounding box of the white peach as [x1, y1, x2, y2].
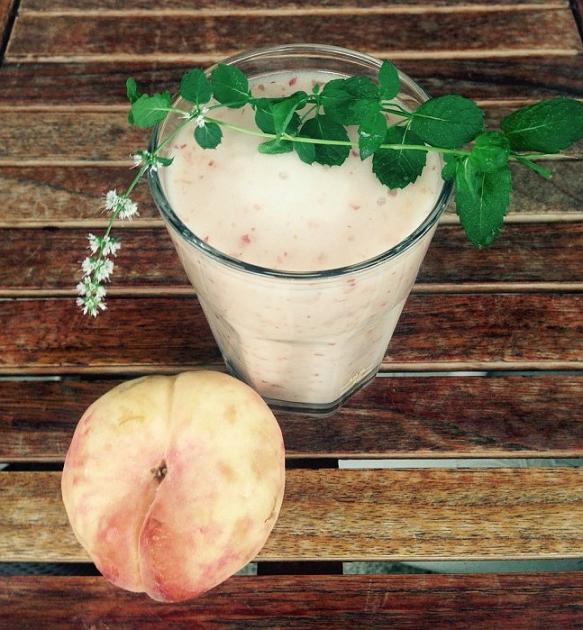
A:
[61, 371, 285, 602]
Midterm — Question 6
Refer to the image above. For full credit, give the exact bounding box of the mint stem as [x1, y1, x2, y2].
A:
[206, 116, 470, 156]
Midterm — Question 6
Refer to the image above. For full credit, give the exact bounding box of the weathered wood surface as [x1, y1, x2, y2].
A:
[2, 56, 583, 105]
[1, 573, 582, 629]
[1, 223, 581, 293]
[0, 294, 580, 373]
[6, 9, 581, 62]
[20, 0, 572, 10]
[0, 0, 580, 626]
[1, 159, 581, 226]
[2, 468, 583, 562]
[1, 109, 581, 163]
[1, 375, 582, 461]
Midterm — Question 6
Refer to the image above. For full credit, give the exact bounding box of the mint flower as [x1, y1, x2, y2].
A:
[104, 189, 139, 219]
[76, 278, 107, 318]
[82, 257, 114, 282]
[87, 233, 121, 257]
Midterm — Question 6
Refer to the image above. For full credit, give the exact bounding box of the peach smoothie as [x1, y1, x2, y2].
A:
[158, 70, 444, 410]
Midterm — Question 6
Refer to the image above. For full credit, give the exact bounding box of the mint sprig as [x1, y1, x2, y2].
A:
[77, 61, 583, 316]
[125, 64, 583, 245]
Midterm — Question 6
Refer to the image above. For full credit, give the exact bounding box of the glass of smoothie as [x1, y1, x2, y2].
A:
[148, 44, 452, 414]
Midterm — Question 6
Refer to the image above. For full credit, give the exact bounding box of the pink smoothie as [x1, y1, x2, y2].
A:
[159, 69, 443, 406]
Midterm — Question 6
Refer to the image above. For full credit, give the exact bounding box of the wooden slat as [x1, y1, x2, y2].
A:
[6, 10, 581, 62]
[0, 294, 580, 373]
[2, 468, 583, 561]
[1, 375, 582, 461]
[1, 108, 581, 163]
[1, 57, 582, 106]
[0, 160, 581, 226]
[21, 0, 570, 10]
[0, 112, 146, 162]
[1, 574, 583, 629]
[0, 223, 582, 293]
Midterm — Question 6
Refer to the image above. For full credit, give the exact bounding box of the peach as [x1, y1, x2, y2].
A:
[61, 371, 285, 602]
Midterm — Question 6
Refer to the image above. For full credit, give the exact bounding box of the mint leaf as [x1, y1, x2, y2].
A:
[344, 76, 379, 99]
[372, 126, 427, 188]
[194, 122, 222, 149]
[258, 139, 293, 154]
[180, 69, 212, 105]
[320, 78, 382, 126]
[254, 97, 301, 135]
[411, 95, 484, 148]
[455, 157, 511, 247]
[378, 61, 400, 100]
[320, 79, 354, 124]
[358, 112, 386, 160]
[515, 155, 552, 180]
[272, 91, 308, 136]
[126, 78, 140, 124]
[210, 64, 250, 108]
[299, 115, 350, 166]
[254, 98, 282, 133]
[346, 76, 381, 123]
[441, 153, 459, 181]
[352, 98, 381, 124]
[500, 97, 583, 153]
[294, 140, 316, 164]
[126, 78, 140, 104]
[130, 92, 172, 128]
[470, 131, 510, 173]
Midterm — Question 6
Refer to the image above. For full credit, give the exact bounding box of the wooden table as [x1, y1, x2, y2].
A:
[1, 1, 582, 627]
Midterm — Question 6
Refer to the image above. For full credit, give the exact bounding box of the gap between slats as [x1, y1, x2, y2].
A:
[2, 284, 581, 298]
[0, 362, 581, 376]
[1, 215, 581, 228]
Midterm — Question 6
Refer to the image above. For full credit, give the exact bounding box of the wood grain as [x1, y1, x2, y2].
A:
[385, 293, 582, 369]
[1, 375, 582, 461]
[6, 10, 581, 61]
[21, 0, 570, 11]
[1, 57, 582, 106]
[0, 223, 582, 292]
[0, 294, 580, 373]
[1, 574, 582, 629]
[1, 159, 581, 226]
[2, 468, 583, 562]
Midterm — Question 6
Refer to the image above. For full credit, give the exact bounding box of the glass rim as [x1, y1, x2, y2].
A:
[148, 43, 453, 280]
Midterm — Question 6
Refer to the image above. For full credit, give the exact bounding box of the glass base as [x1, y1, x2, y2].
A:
[223, 358, 378, 415]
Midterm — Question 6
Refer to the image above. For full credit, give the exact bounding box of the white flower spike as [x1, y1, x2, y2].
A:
[118, 198, 139, 220]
